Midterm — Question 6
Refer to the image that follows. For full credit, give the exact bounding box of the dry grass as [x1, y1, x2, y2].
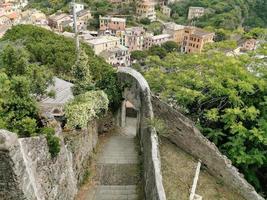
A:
[159, 137, 246, 200]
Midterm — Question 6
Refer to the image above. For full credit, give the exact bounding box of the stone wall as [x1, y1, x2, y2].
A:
[151, 96, 264, 200]
[0, 118, 101, 200]
[117, 67, 166, 200]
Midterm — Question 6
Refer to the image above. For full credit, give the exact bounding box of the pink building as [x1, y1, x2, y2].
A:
[99, 15, 126, 35]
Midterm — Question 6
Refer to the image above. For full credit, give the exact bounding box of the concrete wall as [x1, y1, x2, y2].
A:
[0, 119, 101, 200]
[117, 67, 166, 200]
[151, 96, 264, 200]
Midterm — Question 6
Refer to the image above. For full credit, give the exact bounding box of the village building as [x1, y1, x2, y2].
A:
[161, 5, 171, 17]
[48, 13, 71, 31]
[125, 26, 145, 51]
[136, 0, 156, 22]
[188, 6, 205, 20]
[99, 16, 126, 35]
[20, 9, 47, 26]
[182, 26, 214, 53]
[99, 45, 130, 67]
[163, 22, 185, 44]
[71, 2, 84, 13]
[143, 33, 171, 49]
[116, 26, 145, 51]
[0, 15, 10, 25]
[40, 77, 73, 116]
[76, 9, 92, 21]
[86, 35, 120, 55]
[240, 38, 258, 51]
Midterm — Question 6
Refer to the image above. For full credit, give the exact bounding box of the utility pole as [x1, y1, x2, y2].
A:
[72, 0, 80, 54]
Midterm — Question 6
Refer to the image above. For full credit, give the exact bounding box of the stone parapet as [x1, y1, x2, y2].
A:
[151, 96, 264, 200]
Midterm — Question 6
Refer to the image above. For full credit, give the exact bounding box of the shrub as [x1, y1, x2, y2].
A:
[41, 127, 61, 157]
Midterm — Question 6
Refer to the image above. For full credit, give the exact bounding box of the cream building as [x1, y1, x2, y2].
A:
[143, 33, 171, 49]
[161, 5, 171, 17]
[86, 36, 120, 55]
[100, 45, 130, 67]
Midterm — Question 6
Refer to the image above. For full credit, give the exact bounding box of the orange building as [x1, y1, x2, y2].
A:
[182, 27, 214, 53]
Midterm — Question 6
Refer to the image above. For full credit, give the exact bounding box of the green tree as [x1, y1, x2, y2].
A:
[143, 49, 267, 194]
[140, 18, 151, 25]
[71, 49, 94, 95]
[131, 50, 147, 61]
[148, 45, 167, 59]
[161, 41, 180, 53]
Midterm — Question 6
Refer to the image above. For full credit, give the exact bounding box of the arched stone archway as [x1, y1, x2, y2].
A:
[117, 67, 166, 200]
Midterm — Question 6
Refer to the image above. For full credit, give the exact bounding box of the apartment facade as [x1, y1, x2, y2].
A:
[77, 9, 92, 21]
[48, 13, 71, 31]
[163, 22, 185, 44]
[86, 36, 120, 55]
[188, 7, 205, 20]
[116, 27, 145, 51]
[100, 45, 130, 67]
[136, 0, 156, 22]
[161, 5, 171, 17]
[182, 26, 214, 53]
[99, 16, 126, 35]
[70, 3, 84, 13]
[143, 33, 171, 49]
[0, 15, 10, 25]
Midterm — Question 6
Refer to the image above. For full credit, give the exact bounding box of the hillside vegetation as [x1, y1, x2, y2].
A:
[170, 0, 267, 29]
[0, 25, 121, 155]
[141, 42, 267, 196]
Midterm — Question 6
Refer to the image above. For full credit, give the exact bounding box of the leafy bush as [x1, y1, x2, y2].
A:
[140, 18, 151, 25]
[41, 127, 61, 157]
[143, 47, 267, 194]
[65, 91, 109, 129]
[1, 25, 122, 108]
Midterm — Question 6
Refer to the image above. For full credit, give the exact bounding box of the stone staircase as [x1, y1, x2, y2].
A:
[92, 117, 142, 200]
[94, 185, 138, 200]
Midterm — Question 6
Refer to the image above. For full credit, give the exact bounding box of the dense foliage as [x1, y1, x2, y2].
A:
[28, 0, 71, 14]
[141, 42, 267, 195]
[169, 0, 267, 29]
[0, 25, 122, 157]
[0, 44, 61, 157]
[1, 25, 122, 108]
[65, 91, 109, 129]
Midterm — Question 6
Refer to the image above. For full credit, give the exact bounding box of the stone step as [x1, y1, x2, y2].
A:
[96, 164, 140, 185]
[94, 185, 138, 200]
